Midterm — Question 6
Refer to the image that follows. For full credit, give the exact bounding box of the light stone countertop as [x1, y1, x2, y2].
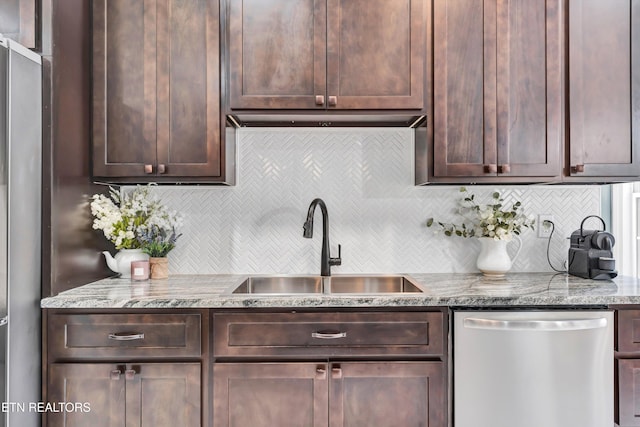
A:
[40, 273, 640, 309]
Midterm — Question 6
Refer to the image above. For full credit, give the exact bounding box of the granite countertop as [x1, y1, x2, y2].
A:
[40, 273, 640, 309]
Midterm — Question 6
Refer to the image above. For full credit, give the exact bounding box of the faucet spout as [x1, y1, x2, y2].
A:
[303, 198, 342, 276]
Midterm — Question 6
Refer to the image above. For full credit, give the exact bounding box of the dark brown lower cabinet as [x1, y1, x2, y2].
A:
[616, 308, 640, 426]
[47, 363, 200, 427]
[213, 361, 444, 427]
[618, 359, 640, 427]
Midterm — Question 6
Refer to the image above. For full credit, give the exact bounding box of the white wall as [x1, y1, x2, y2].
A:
[132, 128, 602, 274]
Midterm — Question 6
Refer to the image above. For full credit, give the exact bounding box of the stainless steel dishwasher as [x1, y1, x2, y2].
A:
[454, 310, 613, 427]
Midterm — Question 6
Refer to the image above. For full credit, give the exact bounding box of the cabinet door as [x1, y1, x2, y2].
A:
[213, 363, 329, 427]
[569, 0, 640, 177]
[155, 0, 221, 177]
[326, 0, 426, 110]
[47, 364, 126, 427]
[228, 0, 327, 109]
[93, 0, 157, 177]
[93, 0, 223, 179]
[329, 362, 445, 427]
[495, 0, 562, 178]
[126, 363, 201, 427]
[432, 0, 492, 177]
[618, 359, 640, 426]
[433, 0, 561, 179]
[0, 0, 36, 48]
[48, 363, 200, 427]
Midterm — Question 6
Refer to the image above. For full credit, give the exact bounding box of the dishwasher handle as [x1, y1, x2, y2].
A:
[463, 317, 608, 331]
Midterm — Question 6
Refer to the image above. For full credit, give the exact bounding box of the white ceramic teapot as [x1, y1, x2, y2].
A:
[102, 249, 149, 278]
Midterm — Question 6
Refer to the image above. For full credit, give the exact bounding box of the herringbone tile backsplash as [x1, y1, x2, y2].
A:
[129, 128, 602, 274]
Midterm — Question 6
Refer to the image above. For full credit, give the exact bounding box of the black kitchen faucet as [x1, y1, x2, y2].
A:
[303, 198, 342, 276]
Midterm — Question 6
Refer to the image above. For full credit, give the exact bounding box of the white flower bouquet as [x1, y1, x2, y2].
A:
[90, 185, 183, 250]
[427, 187, 535, 241]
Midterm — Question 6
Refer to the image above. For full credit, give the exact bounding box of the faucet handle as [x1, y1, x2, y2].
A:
[330, 244, 342, 266]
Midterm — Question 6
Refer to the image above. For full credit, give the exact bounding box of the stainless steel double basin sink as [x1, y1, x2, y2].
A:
[227, 275, 425, 295]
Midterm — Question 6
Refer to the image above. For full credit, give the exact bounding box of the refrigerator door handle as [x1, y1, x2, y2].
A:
[463, 317, 608, 331]
[0, 316, 6, 326]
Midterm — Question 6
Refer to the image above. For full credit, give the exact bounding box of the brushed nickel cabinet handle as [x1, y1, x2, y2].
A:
[499, 164, 511, 174]
[328, 96, 337, 106]
[158, 164, 166, 174]
[144, 164, 153, 174]
[316, 366, 327, 379]
[312, 331, 347, 339]
[315, 95, 325, 106]
[125, 369, 136, 380]
[331, 366, 342, 379]
[572, 164, 585, 173]
[110, 370, 122, 380]
[108, 332, 145, 341]
[484, 164, 497, 173]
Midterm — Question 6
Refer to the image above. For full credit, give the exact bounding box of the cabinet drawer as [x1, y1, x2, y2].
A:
[213, 311, 444, 358]
[617, 310, 640, 353]
[48, 313, 202, 360]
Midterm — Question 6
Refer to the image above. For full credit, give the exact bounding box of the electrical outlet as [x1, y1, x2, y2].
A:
[537, 214, 555, 238]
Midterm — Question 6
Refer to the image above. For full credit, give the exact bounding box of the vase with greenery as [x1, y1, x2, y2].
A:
[427, 187, 535, 276]
[91, 185, 183, 278]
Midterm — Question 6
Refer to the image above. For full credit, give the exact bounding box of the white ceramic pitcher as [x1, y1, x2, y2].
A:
[476, 235, 522, 276]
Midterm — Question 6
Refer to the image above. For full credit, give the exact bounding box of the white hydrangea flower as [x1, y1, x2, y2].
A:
[89, 185, 183, 250]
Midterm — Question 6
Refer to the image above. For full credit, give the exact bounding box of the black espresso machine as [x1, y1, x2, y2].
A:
[568, 215, 617, 280]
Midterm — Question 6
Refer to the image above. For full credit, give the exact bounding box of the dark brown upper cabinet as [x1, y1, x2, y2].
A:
[227, 0, 427, 112]
[92, 0, 233, 183]
[425, 0, 562, 183]
[0, 0, 36, 48]
[568, 0, 640, 179]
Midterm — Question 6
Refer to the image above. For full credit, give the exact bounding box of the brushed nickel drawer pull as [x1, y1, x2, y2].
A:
[312, 331, 347, 339]
[328, 96, 337, 106]
[315, 95, 325, 106]
[144, 164, 153, 174]
[108, 332, 145, 341]
[110, 369, 122, 380]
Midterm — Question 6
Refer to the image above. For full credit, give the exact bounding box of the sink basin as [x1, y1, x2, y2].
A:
[327, 275, 423, 294]
[228, 275, 424, 294]
[230, 276, 324, 294]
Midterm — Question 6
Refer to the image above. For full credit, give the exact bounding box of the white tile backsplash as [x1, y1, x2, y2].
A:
[132, 128, 602, 274]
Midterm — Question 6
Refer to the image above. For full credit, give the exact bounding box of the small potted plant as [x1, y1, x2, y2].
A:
[137, 225, 182, 279]
[427, 187, 535, 276]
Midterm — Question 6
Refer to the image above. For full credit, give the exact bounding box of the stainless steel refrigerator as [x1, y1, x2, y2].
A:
[0, 35, 42, 427]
